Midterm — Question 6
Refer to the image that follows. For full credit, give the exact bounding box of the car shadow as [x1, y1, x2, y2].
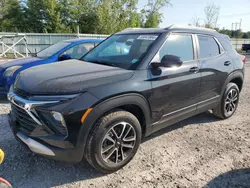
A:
[0, 112, 219, 188]
[204, 168, 250, 188]
[0, 95, 8, 104]
[143, 111, 219, 143]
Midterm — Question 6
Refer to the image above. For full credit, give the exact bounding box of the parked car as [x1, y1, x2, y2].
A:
[0, 38, 102, 96]
[242, 44, 250, 52]
[8, 26, 244, 173]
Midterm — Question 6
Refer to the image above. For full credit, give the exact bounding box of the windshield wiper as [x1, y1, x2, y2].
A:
[88, 60, 116, 67]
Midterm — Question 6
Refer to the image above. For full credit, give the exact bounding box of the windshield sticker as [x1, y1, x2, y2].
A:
[137, 35, 158, 40]
[132, 59, 139, 63]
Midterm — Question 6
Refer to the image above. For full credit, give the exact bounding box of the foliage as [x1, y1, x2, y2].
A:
[219, 28, 250, 39]
[0, 0, 26, 32]
[141, 0, 171, 28]
[204, 3, 220, 28]
[0, 0, 170, 34]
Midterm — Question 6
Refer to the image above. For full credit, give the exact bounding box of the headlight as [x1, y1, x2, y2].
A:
[3, 66, 22, 77]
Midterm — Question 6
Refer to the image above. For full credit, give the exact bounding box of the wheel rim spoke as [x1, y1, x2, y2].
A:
[111, 128, 119, 139]
[101, 122, 136, 164]
[115, 149, 119, 163]
[232, 96, 238, 102]
[120, 147, 125, 161]
[104, 134, 115, 144]
[123, 135, 136, 142]
[122, 143, 134, 148]
[119, 122, 127, 139]
[231, 102, 235, 109]
[122, 126, 132, 140]
[104, 147, 116, 161]
[102, 144, 115, 154]
[229, 90, 233, 99]
[224, 88, 238, 115]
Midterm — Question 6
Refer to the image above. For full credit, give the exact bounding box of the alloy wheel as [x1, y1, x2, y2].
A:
[224, 88, 238, 116]
[101, 122, 136, 164]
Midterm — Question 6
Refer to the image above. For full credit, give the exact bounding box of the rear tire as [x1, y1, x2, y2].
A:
[213, 83, 240, 119]
[84, 110, 141, 173]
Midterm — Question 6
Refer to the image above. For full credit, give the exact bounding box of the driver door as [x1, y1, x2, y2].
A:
[148, 33, 201, 131]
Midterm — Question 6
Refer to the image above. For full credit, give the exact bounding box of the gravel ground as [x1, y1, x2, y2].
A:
[0, 63, 250, 188]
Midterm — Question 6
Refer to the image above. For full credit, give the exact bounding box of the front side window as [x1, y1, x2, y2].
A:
[157, 34, 194, 62]
[62, 43, 95, 59]
[82, 34, 159, 70]
[37, 42, 70, 58]
[198, 36, 220, 59]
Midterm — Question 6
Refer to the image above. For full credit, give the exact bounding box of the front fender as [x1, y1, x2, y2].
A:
[76, 93, 152, 150]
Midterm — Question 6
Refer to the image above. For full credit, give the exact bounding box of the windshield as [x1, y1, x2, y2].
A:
[37, 42, 70, 58]
[82, 34, 160, 70]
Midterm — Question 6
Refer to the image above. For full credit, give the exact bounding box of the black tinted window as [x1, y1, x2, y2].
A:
[198, 36, 220, 58]
[159, 34, 194, 62]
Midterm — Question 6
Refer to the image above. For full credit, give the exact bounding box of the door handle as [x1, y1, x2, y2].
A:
[189, 67, 199, 73]
[224, 61, 231, 66]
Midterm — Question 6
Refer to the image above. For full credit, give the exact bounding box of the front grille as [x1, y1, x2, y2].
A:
[14, 88, 30, 99]
[11, 104, 38, 135]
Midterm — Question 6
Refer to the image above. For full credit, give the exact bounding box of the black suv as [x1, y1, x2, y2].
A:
[8, 26, 244, 173]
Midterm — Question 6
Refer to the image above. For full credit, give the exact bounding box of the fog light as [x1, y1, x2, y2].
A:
[37, 110, 68, 137]
[52, 111, 65, 125]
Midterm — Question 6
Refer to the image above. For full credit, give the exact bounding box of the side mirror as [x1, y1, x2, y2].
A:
[151, 55, 183, 68]
[161, 55, 183, 67]
[59, 54, 72, 61]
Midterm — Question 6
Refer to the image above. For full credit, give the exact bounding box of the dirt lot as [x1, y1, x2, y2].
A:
[0, 63, 250, 188]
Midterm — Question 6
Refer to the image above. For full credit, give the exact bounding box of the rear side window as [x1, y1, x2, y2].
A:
[198, 36, 220, 59]
[159, 34, 194, 62]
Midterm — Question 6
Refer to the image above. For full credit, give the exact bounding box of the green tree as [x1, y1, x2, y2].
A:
[94, 0, 142, 34]
[25, 0, 69, 33]
[242, 32, 250, 39]
[142, 0, 171, 28]
[231, 30, 243, 38]
[0, 0, 25, 32]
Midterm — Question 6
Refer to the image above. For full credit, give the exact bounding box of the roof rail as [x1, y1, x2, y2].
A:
[123, 28, 143, 30]
[164, 24, 216, 31]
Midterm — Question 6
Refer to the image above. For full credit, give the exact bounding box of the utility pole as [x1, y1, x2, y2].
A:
[231, 19, 242, 38]
[239, 19, 242, 30]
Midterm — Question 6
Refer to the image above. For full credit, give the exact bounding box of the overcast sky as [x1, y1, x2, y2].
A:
[138, 0, 250, 32]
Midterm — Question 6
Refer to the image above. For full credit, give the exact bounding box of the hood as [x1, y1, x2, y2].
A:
[0, 57, 43, 69]
[15, 60, 134, 95]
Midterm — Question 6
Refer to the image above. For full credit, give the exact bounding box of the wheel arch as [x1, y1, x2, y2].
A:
[222, 71, 244, 95]
[76, 93, 152, 150]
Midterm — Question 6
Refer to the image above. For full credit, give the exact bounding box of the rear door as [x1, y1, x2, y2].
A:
[148, 33, 201, 131]
[196, 35, 234, 110]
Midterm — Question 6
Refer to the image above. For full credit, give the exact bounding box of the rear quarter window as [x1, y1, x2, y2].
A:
[198, 36, 220, 59]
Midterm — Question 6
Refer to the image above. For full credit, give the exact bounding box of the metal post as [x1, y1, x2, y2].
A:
[24, 36, 28, 57]
[13, 36, 17, 58]
[77, 26, 80, 38]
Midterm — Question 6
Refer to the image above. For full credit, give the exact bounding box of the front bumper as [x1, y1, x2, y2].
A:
[7, 90, 91, 163]
[8, 112, 84, 163]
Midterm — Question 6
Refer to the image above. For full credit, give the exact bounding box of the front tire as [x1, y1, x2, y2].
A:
[85, 110, 142, 173]
[213, 83, 240, 119]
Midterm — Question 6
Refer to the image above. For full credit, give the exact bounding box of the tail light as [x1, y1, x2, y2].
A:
[239, 54, 246, 64]
[243, 58, 246, 64]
